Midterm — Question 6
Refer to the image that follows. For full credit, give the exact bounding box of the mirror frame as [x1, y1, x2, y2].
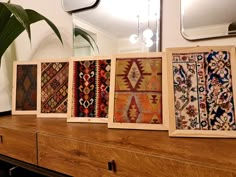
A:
[62, 0, 100, 12]
[180, 0, 236, 40]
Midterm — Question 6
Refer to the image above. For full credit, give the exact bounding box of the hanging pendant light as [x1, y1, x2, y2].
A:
[129, 34, 138, 44]
[129, 0, 155, 48]
[129, 15, 140, 44]
[145, 38, 153, 47]
[143, 0, 153, 41]
[143, 28, 153, 39]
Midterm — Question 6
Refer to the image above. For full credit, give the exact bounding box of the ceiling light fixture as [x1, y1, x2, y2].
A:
[129, 0, 156, 48]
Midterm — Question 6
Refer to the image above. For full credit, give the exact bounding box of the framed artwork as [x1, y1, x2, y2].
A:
[67, 56, 115, 123]
[108, 53, 168, 130]
[12, 61, 38, 115]
[167, 46, 236, 137]
[37, 59, 69, 118]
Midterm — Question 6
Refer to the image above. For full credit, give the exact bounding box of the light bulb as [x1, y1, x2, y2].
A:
[129, 34, 138, 44]
[145, 38, 153, 47]
[143, 28, 153, 39]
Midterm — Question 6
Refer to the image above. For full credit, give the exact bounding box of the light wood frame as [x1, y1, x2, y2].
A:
[12, 61, 38, 115]
[37, 59, 69, 118]
[67, 56, 115, 123]
[108, 52, 168, 130]
[166, 46, 236, 138]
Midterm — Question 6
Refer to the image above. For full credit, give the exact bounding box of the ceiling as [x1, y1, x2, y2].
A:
[73, 0, 161, 39]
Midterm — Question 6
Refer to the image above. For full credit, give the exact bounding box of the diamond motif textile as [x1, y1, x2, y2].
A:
[114, 58, 162, 124]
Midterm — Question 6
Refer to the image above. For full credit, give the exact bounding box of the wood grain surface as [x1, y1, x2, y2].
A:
[0, 115, 236, 176]
[38, 134, 236, 177]
[0, 127, 37, 164]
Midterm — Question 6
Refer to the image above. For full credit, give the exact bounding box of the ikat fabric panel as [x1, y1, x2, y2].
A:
[39, 61, 69, 115]
[167, 46, 236, 137]
[12, 62, 38, 114]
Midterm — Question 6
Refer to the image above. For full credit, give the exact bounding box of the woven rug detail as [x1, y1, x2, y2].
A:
[16, 65, 37, 110]
[41, 62, 69, 113]
[173, 51, 236, 130]
[114, 58, 162, 124]
[72, 60, 111, 118]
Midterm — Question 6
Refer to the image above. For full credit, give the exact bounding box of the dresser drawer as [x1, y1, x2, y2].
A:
[38, 134, 235, 177]
[0, 128, 37, 164]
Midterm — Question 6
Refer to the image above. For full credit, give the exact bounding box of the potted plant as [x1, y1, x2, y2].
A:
[0, 1, 63, 64]
[0, 1, 63, 114]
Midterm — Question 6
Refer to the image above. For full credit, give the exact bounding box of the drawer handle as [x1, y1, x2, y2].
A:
[108, 160, 116, 172]
[9, 166, 18, 176]
[0, 135, 2, 144]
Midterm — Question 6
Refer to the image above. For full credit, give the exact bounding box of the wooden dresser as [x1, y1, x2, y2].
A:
[0, 115, 236, 177]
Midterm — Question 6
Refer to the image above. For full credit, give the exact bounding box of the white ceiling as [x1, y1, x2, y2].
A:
[73, 0, 161, 38]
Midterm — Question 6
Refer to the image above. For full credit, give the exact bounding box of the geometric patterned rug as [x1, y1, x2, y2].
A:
[173, 50, 236, 130]
[40, 62, 69, 113]
[72, 59, 111, 118]
[15, 64, 37, 111]
[114, 57, 162, 124]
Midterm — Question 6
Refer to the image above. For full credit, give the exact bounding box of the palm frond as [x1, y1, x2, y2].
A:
[74, 27, 99, 53]
[26, 9, 63, 44]
[0, 2, 31, 39]
[0, 2, 63, 66]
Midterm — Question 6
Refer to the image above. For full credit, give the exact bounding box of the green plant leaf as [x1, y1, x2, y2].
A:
[0, 3, 11, 34]
[0, 2, 31, 39]
[0, 15, 25, 62]
[26, 9, 63, 44]
[0, 4, 63, 66]
[74, 27, 99, 53]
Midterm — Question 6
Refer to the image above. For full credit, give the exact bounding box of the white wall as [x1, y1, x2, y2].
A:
[73, 17, 118, 56]
[12, 0, 73, 60]
[162, 0, 236, 51]
[1, 0, 236, 112]
[118, 38, 148, 53]
[0, 0, 73, 112]
[5, 0, 236, 61]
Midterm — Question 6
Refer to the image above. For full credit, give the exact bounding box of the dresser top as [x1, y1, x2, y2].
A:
[1, 115, 236, 172]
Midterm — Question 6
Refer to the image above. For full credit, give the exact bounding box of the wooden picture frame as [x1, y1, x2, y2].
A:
[67, 56, 115, 123]
[12, 61, 38, 115]
[166, 46, 236, 137]
[108, 53, 168, 130]
[37, 59, 69, 118]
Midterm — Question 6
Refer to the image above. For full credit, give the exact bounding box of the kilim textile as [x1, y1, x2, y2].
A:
[72, 60, 111, 118]
[114, 58, 162, 124]
[41, 62, 69, 113]
[16, 64, 37, 110]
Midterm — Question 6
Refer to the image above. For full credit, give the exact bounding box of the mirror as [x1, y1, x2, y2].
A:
[72, 0, 161, 56]
[181, 0, 236, 40]
[62, 0, 99, 12]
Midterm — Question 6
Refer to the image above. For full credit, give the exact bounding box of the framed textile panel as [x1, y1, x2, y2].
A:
[167, 46, 236, 137]
[67, 57, 115, 123]
[108, 53, 168, 130]
[12, 61, 38, 115]
[37, 59, 69, 118]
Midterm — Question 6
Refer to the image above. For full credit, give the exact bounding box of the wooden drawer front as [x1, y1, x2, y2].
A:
[38, 134, 114, 177]
[0, 128, 37, 164]
[38, 134, 236, 177]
